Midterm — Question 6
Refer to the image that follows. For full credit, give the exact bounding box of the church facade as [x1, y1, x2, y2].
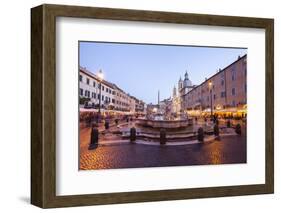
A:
[172, 71, 195, 114]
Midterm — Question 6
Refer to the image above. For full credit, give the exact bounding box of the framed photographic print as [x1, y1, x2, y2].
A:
[31, 4, 274, 208]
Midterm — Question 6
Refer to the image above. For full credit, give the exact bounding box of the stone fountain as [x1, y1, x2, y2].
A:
[135, 112, 193, 129]
[135, 117, 192, 129]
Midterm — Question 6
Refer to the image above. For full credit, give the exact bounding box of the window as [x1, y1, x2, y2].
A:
[106, 88, 108, 93]
[93, 81, 96, 87]
[231, 65, 236, 81]
[102, 95, 104, 101]
[85, 90, 90, 98]
[221, 80, 224, 86]
[98, 94, 100, 99]
[231, 72, 235, 81]
[102, 86, 104, 91]
[93, 92, 96, 99]
[108, 98, 111, 102]
[79, 75, 82, 82]
[86, 78, 90, 85]
[232, 88, 236, 96]
[221, 91, 226, 98]
[80, 88, 83, 96]
[112, 99, 115, 103]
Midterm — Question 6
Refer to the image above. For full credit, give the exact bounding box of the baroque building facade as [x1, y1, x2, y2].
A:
[182, 54, 247, 116]
[171, 54, 247, 117]
[79, 67, 145, 113]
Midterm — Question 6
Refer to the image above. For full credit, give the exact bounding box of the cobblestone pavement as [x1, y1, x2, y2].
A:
[79, 133, 246, 170]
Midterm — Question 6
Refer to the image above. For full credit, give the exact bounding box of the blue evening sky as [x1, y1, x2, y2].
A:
[79, 41, 247, 104]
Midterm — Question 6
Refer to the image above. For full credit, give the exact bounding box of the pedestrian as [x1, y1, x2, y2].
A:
[86, 115, 91, 127]
[104, 115, 110, 130]
[115, 118, 119, 126]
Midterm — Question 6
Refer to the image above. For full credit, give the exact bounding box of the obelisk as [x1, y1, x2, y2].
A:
[158, 90, 160, 108]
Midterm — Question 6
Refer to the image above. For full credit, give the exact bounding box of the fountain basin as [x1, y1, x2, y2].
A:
[135, 118, 193, 129]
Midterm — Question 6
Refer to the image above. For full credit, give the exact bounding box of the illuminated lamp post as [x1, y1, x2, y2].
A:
[97, 70, 104, 114]
[208, 81, 213, 119]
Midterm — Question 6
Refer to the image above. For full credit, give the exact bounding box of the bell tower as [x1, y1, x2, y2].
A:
[173, 85, 177, 98]
[178, 76, 183, 93]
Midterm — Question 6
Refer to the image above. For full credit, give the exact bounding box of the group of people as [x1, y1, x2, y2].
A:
[80, 111, 142, 129]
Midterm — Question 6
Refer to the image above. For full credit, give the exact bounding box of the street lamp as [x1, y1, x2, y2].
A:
[97, 70, 104, 114]
[208, 81, 213, 119]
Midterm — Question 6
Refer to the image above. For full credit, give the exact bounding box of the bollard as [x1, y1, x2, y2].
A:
[130, 127, 136, 142]
[160, 128, 166, 145]
[88, 127, 99, 150]
[235, 123, 242, 135]
[197, 127, 204, 142]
